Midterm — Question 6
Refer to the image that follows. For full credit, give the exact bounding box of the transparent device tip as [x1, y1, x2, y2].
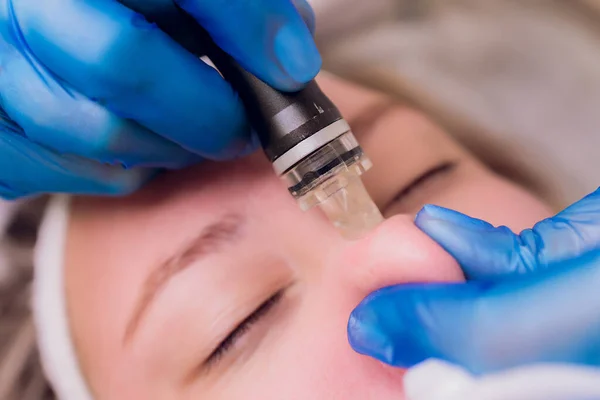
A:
[317, 170, 384, 239]
[281, 130, 384, 239]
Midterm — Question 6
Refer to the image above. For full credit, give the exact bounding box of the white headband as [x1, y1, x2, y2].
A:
[31, 196, 600, 400]
[33, 195, 93, 400]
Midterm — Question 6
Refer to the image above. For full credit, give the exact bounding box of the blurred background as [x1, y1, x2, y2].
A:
[3, 0, 600, 398]
[314, 0, 600, 207]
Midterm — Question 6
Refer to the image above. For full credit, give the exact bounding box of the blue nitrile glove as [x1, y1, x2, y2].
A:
[348, 188, 600, 374]
[0, 0, 319, 199]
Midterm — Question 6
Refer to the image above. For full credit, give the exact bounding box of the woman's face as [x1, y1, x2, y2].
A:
[64, 74, 552, 399]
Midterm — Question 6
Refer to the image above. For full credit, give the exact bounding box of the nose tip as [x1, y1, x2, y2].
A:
[336, 215, 463, 295]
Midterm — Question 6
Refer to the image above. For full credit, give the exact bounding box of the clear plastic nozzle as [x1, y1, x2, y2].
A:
[281, 129, 384, 239]
[316, 169, 384, 239]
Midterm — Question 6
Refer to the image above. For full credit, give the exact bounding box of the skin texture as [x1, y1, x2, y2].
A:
[63, 74, 553, 399]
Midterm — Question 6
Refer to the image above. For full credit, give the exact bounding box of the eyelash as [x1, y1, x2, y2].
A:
[391, 161, 456, 204]
[205, 289, 285, 368]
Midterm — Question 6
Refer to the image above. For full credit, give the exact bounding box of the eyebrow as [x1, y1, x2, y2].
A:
[124, 214, 245, 343]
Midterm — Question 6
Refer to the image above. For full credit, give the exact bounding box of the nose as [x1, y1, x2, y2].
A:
[304, 215, 464, 396]
[329, 215, 464, 298]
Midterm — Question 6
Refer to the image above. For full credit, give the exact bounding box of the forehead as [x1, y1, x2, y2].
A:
[67, 153, 283, 262]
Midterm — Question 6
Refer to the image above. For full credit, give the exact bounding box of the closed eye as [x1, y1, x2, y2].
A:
[387, 161, 457, 208]
[203, 289, 285, 369]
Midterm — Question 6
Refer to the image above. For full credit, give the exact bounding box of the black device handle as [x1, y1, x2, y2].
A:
[127, 3, 342, 163]
[206, 48, 343, 162]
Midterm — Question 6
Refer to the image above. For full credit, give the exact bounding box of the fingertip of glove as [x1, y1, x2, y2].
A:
[291, 0, 316, 34]
[199, 134, 254, 161]
[234, 130, 261, 159]
[0, 184, 23, 201]
[416, 205, 490, 228]
[95, 167, 158, 196]
[348, 286, 435, 368]
[347, 303, 398, 366]
[272, 21, 321, 89]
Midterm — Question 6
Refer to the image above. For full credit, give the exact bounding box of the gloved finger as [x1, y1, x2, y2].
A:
[0, 39, 200, 170]
[0, 130, 153, 200]
[10, 0, 249, 160]
[414, 188, 600, 279]
[348, 250, 600, 374]
[172, 0, 320, 91]
[119, 0, 316, 60]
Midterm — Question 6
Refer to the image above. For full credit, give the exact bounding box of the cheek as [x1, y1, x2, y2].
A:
[277, 337, 407, 400]
[245, 300, 407, 400]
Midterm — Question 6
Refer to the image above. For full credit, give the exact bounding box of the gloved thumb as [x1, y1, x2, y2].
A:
[414, 187, 600, 279]
[348, 250, 600, 374]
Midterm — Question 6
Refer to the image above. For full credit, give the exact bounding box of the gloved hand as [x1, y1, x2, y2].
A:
[348, 188, 600, 374]
[0, 0, 319, 199]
